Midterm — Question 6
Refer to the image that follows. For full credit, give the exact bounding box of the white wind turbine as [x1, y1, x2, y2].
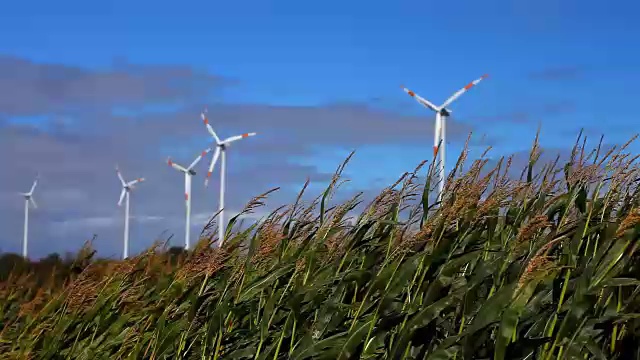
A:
[402, 74, 488, 202]
[201, 110, 257, 246]
[116, 165, 145, 259]
[167, 147, 212, 250]
[20, 175, 39, 259]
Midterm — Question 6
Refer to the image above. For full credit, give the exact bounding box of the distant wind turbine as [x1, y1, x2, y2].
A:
[201, 109, 257, 246]
[116, 165, 145, 259]
[402, 74, 488, 202]
[167, 148, 212, 250]
[20, 175, 39, 259]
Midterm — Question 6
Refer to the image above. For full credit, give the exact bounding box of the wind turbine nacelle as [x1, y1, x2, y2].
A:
[188, 169, 197, 176]
[440, 108, 452, 117]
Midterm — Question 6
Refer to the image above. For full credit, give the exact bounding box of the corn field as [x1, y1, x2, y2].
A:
[1, 131, 640, 359]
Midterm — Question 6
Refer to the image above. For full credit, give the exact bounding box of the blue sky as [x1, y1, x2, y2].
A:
[3, 0, 638, 139]
[1, 0, 639, 258]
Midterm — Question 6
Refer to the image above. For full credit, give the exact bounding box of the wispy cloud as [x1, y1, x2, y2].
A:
[40, 188, 88, 207]
[0, 54, 485, 257]
[50, 216, 119, 233]
[469, 100, 576, 125]
[529, 66, 582, 81]
[542, 100, 576, 114]
[132, 215, 165, 223]
[0, 55, 229, 117]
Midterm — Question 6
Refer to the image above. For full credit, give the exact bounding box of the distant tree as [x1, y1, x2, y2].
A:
[28, 253, 65, 287]
[41, 253, 62, 265]
[167, 246, 187, 266]
[47, 252, 60, 261]
[0, 253, 27, 281]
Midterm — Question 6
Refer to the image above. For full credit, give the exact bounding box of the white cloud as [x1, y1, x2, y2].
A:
[40, 188, 87, 206]
[192, 211, 217, 227]
[132, 215, 165, 223]
[189, 209, 273, 228]
[50, 216, 118, 235]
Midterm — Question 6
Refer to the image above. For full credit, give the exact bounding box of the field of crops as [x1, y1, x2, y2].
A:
[1, 132, 640, 359]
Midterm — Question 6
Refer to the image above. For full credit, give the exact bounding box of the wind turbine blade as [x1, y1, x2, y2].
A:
[118, 189, 126, 206]
[126, 178, 145, 188]
[222, 132, 257, 144]
[401, 86, 439, 112]
[29, 177, 39, 194]
[167, 158, 187, 172]
[205, 147, 221, 187]
[29, 197, 37, 209]
[115, 165, 126, 186]
[188, 148, 212, 170]
[201, 111, 222, 144]
[441, 74, 489, 108]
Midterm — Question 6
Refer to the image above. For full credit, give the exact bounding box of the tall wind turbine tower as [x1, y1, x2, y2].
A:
[201, 109, 257, 246]
[20, 175, 39, 259]
[402, 74, 488, 202]
[167, 148, 211, 250]
[116, 165, 145, 259]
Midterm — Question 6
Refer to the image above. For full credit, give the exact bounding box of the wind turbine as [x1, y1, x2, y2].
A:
[20, 175, 39, 259]
[201, 110, 257, 246]
[167, 147, 212, 250]
[402, 74, 488, 202]
[116, 165, 145, 259]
